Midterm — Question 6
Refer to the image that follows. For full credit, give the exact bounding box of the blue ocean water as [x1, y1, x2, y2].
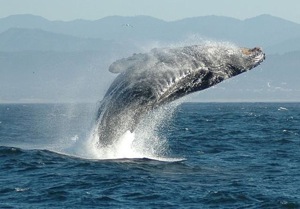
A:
[0, 103, 299, 208]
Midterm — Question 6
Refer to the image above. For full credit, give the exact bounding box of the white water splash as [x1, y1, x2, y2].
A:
[85, 129, 142, 159]
[64, 101, 184, 162]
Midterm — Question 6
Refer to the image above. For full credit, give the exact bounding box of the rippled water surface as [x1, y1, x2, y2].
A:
[0, 103, 299, 208]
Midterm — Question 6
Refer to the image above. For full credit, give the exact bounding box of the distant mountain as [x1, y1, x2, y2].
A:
[0, 28, 121, 52]
[0, 14, 167, 42]
[0, 14, 50, 31]
[266, 36, 300, 54]
[0, 14, 300, 102]
[0, 51, 116, 103]
[241, 14, 300, 47]
[1, 14, 300, 51]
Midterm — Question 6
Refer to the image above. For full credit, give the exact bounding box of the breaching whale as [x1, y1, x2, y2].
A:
[96, 43, 265, 147]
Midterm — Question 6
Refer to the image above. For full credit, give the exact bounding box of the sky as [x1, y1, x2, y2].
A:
[0, 0, 300, 23]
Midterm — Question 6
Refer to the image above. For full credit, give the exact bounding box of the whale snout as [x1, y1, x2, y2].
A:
[242, 47, 265, 66]
[242, 47, 264, 57]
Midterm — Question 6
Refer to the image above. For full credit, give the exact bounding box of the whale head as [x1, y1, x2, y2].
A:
[188, 45, 265, 80]
[241, 47, 265, 69]
[144, 44, 266, 102]
[225, 46, 265, 75]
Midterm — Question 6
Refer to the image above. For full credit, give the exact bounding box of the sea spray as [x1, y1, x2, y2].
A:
[67, 100, 183, 160]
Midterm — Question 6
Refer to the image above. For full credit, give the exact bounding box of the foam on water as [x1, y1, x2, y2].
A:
[84, 129, 142, 159]
[64, 100, 184, 162]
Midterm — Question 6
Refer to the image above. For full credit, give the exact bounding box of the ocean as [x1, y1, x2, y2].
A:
[0, 102, 299, 208]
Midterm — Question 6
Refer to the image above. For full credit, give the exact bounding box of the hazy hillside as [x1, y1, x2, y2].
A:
[194, 53, 300, 102]
[0, 51, 116, 103]
[0, 28, 122, 52]
[0, 14, 299, 103]
[1, 14, 300, 49]
[266, 37, 300, 54]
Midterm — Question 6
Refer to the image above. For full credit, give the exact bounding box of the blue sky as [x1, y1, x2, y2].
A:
[0, 0, 299, 23]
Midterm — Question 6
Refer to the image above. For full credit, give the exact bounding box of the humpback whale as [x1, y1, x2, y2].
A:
[96, 43, 265, 147]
